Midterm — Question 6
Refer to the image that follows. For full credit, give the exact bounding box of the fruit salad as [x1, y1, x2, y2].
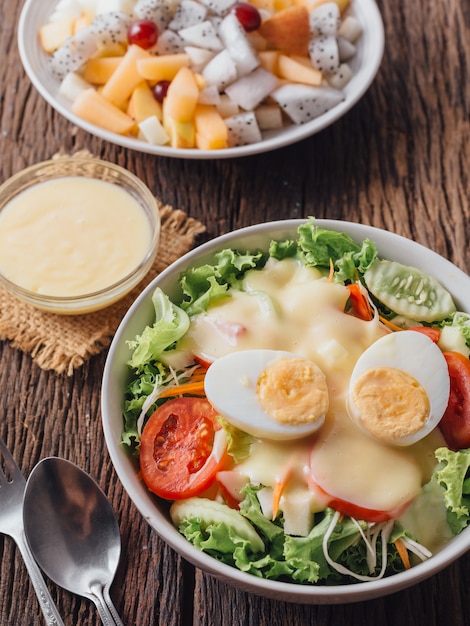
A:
[39, 0, 363, 150]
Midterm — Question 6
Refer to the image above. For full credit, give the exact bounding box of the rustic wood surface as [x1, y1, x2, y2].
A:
[0, 0, 469, 624]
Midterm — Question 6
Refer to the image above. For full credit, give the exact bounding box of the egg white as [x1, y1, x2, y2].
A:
[348, 330, 450, 445]
[204, 349, 328, 440]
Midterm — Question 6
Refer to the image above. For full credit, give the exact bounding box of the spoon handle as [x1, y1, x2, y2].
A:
[90, 583, 124, 626]
[16, 529, 65, 626]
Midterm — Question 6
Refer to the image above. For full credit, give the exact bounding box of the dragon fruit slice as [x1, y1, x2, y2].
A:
[224, 67, 279, 111]
[168, 0, 207, 31]
[184, 45, 215, 71]
[198, 84, 220, 104]
[218, 13, 259, 77]
[271, 83, 344, 124]
[49, 26, 98, 79]
[327, 62, 353, 89]
[309, 2, 340, 37]
[178, 20, 223, 51]
[90, 11, 132, 46]
[225, 111, 262, 146]
[201, 49, 237, 89]
[133, 0, 177, 31]
[153, 29, 186, 53]
[309, 35, 339, 73]
[198, 0, 237, 16]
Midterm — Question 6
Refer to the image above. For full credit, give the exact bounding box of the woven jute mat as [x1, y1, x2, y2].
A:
[0, 156, 206, 375]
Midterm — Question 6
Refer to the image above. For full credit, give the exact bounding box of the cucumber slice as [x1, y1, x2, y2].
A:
[363, 259, 456, 322]
[170, 497, 265, 553]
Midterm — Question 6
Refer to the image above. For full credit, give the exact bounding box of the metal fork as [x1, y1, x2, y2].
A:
[0, 437, 65, 626]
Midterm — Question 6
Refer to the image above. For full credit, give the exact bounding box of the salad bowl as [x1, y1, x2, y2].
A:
[101, 219, 470, 603]
[18, 0, 384, 160]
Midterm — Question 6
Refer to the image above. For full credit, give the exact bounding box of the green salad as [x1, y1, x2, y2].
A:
[122, 219, 470, 585]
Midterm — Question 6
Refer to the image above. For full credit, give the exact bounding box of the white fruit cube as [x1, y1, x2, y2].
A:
[138, 116, 170, 145]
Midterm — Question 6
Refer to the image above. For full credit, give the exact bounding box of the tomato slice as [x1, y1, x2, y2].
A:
[309, 478, 410, 523]
[139, 397, 227, 500]
[409, 326, 441, 343]
[439, 351, 470, 450]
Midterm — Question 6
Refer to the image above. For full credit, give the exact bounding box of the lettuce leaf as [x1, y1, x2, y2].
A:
[435, 447, 470, 534]
[180, 249, 267, 316]
[126, 288, 190, 370]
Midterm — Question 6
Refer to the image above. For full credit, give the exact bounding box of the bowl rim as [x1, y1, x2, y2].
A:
[101, 218, 470, 603]
[18, 0, 385, 160]
[0, 157, 160, 313]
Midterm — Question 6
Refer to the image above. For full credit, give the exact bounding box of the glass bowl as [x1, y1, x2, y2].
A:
[0, 157, 160, 314]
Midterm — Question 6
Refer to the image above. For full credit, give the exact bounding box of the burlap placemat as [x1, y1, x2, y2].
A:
[0, 198, 206, 376]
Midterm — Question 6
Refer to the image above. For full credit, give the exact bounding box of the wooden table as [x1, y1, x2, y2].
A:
[1, 1, 469, 624]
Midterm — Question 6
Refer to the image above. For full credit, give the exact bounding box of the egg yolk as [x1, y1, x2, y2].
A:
[351, 367, 430, 441]
[256, 357, 329, 425]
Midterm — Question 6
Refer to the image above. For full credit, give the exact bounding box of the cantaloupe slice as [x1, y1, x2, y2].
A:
[72, 88, 134, 134]
[277, 54, 322, 85]
[101, 44, 151, 108]
[163, 67, 200, 122]
[194, 104, 228, 150]
[127, 82, 163, 123]
[136, 54, 190, 82]
[82, 57, 122, 84]
[258, 50, 280, 74]
[258, 6, 310, 57]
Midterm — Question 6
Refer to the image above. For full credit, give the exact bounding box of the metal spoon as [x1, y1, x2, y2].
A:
[22, 457, 123, 626]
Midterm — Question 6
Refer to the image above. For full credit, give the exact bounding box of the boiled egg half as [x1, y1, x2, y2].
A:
[204, 349, 329, 440]
[348, 330, 450, 446]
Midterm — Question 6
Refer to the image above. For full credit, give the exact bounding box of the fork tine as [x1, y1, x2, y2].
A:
[0, 436, 22, 482]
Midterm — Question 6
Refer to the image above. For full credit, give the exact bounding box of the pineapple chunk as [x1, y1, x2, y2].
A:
[39, 19, 74, 53]
[127, 82, 163, 123]
[82, 57, 122, 84]
[163, 115, 196, 149]
[163, 67, 200, 123]
[136, 54, 190, 82]
[72, 88, 135, 134]
[277, 54, 322, 85]
[294, 0, 350, 13]
[194, 104, 228, 150]
[101, 44, 152, 108]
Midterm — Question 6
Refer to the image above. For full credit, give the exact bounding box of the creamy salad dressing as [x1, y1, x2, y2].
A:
[182, 257, 446, 525]
[0, 176, 151, 296]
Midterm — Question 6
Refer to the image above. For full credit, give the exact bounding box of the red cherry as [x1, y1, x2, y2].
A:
[127, 19, 159, 49]
[152, 80, 170, 103]
[231, 2, 262, 32]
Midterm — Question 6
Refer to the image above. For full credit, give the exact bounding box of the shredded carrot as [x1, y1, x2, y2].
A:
[379, 315, 403, 332]
[272, 461, 294, 519]
[158, 379, 206, 398]
[394, 539, 411, 570]
[328, 258, 335, 283]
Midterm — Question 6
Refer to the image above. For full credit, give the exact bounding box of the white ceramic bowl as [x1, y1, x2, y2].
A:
[18, 0, 384, 160]
[102, 219, 470, 603]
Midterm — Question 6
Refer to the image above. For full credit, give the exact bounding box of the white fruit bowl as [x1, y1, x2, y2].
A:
[101, 219, 470, 603]
[18, 0, 384, 160]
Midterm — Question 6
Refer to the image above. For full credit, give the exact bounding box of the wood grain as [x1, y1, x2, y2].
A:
[0, 0, 469, 624]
